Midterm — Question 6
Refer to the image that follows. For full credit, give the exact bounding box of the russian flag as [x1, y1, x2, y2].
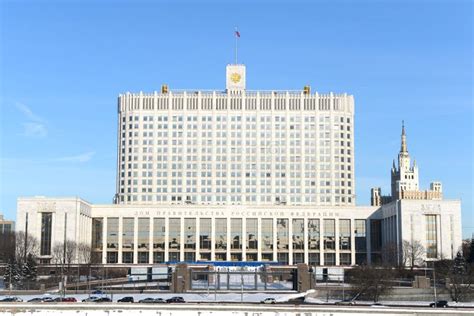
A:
[235, 30, 240, 38]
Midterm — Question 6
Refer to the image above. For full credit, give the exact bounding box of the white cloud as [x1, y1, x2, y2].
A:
[54, 151, 95, 163]
[16, 102, 47, 138]
[22, 122, 48, 138]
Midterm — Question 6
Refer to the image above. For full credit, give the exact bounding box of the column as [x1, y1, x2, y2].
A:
[288, 217, 293, 265]
[180, 217, 185, 262]
[335, 218, 340, 266]
[320, 218, 325, 266]
[350, 218, 356, 265]
[149, 217, 153, 264]
[196, 217, 201, 261]
[273, 218, 277, 262]
[366, 219, 372, 265]
[226, 217, 231, 261]
[118, 217, 123, 264]
[133, 217, 138, 264]
[304, 217, 309, 265]
[102, 217, 107, 264]
[257, 217, 262, 261]
[164, 217, 169, 262]
[436, 214, 442, 259]
[242, 217, 246, 261]
[211, 217, 216, 261]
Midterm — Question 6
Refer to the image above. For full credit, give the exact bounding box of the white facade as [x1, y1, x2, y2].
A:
[16, 197, 92, 263]
[16, 196, 462, 266]
[115, 65, 355, 207]
[378, 199, 462, 262]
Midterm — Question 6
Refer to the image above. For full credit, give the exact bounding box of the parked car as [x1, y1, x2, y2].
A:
[166, 296, 185, 303]
[118, 296, 134, 303]
[287, 297, 305, 304]
[430, 300, 448, 308]
[370, 303, 387, 308]
[91, 290, 104, 295]
[0, 297, 23, 302]
[261, 298, 276, 304]
[154, 298, 165, 303]
[54, 297, 77, 302]
[82, 296, 99, 302]
[28, 298, 45, 303]
[94, 297, 112, 302]
[336, 299, 356, 305]
[139, 298, 157, 304]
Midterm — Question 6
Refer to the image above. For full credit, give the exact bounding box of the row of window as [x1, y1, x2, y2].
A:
[92, 217, 367, 253]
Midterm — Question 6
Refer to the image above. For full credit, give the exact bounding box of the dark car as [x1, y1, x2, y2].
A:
[28, 298, 45, 303]
[166, 296, 185, 303]
[94, 297, 112, 303]
[54, 297, 77, 302]
[118, 296, 134, 303]
[139, 298, 157, 304]
[0, 297, 22, 302]
[430, 300, 448, 308]
[91, 290, 105, 295]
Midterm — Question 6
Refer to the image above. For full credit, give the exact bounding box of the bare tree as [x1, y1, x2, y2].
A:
[381, 242, 401, 268]
[348, 265, 395, 302]
[52, 240, 77, 266]
[77, 243, 93, 291]
[14, 231, 39, 264]
[402, 240, 425, 269]
[77, 243, 92, 264]
[436, 252, 474, 302]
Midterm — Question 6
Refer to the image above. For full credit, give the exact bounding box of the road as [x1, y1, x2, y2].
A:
[1, 303, 474, 316]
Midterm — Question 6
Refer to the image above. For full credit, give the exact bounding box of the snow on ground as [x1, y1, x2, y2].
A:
[0, 292, 294, 303]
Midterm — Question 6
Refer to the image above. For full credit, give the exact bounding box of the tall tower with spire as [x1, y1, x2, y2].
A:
[391, 121, 419, 199]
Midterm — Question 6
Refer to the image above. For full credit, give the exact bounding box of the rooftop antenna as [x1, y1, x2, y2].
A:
[234, 27, 240, 64]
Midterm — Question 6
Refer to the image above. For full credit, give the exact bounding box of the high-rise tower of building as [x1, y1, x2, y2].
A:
[114, 64, 356, 206]
[391, 122, 419, 199]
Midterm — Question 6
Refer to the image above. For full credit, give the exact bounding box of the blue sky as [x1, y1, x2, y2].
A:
[0, 0, 472, 238]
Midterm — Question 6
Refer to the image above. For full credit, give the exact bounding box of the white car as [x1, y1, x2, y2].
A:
[261, 298, 276, 304]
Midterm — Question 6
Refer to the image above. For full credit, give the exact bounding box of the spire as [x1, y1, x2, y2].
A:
[400, 120, 408, 154]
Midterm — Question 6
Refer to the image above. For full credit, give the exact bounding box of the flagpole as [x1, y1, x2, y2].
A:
[234, 27, 238, 64]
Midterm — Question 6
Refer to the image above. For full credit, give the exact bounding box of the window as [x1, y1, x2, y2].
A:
[262, 219, 273, 251]
[323, 219, 335, 250]
[107, 217, 119, 249]
[184, 218, 196, 250]
[231, 218, 242, 250]
[308, 219, 320, 250]
[91, 218, 103, 251]
[246, 218, 258, 250]
[122, 218, 134, 250]
[169, 218, 181, 250]
[40, 213, 52, 256]
[324, 253, 335, 266]
[137, 218, 149, 250]
[153, 218, 165, 250]
[355, 219, 366, 252]
[277, 219, 289, 250]
[292, 219, 304, 250]
[215, 218, 227, 250]
[339, 219, 351, 250]
[426, 215, 438, 259]
[199, 218, 211, 250]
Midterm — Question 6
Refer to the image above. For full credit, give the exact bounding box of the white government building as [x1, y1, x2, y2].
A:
[16, 64, 462, 266]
